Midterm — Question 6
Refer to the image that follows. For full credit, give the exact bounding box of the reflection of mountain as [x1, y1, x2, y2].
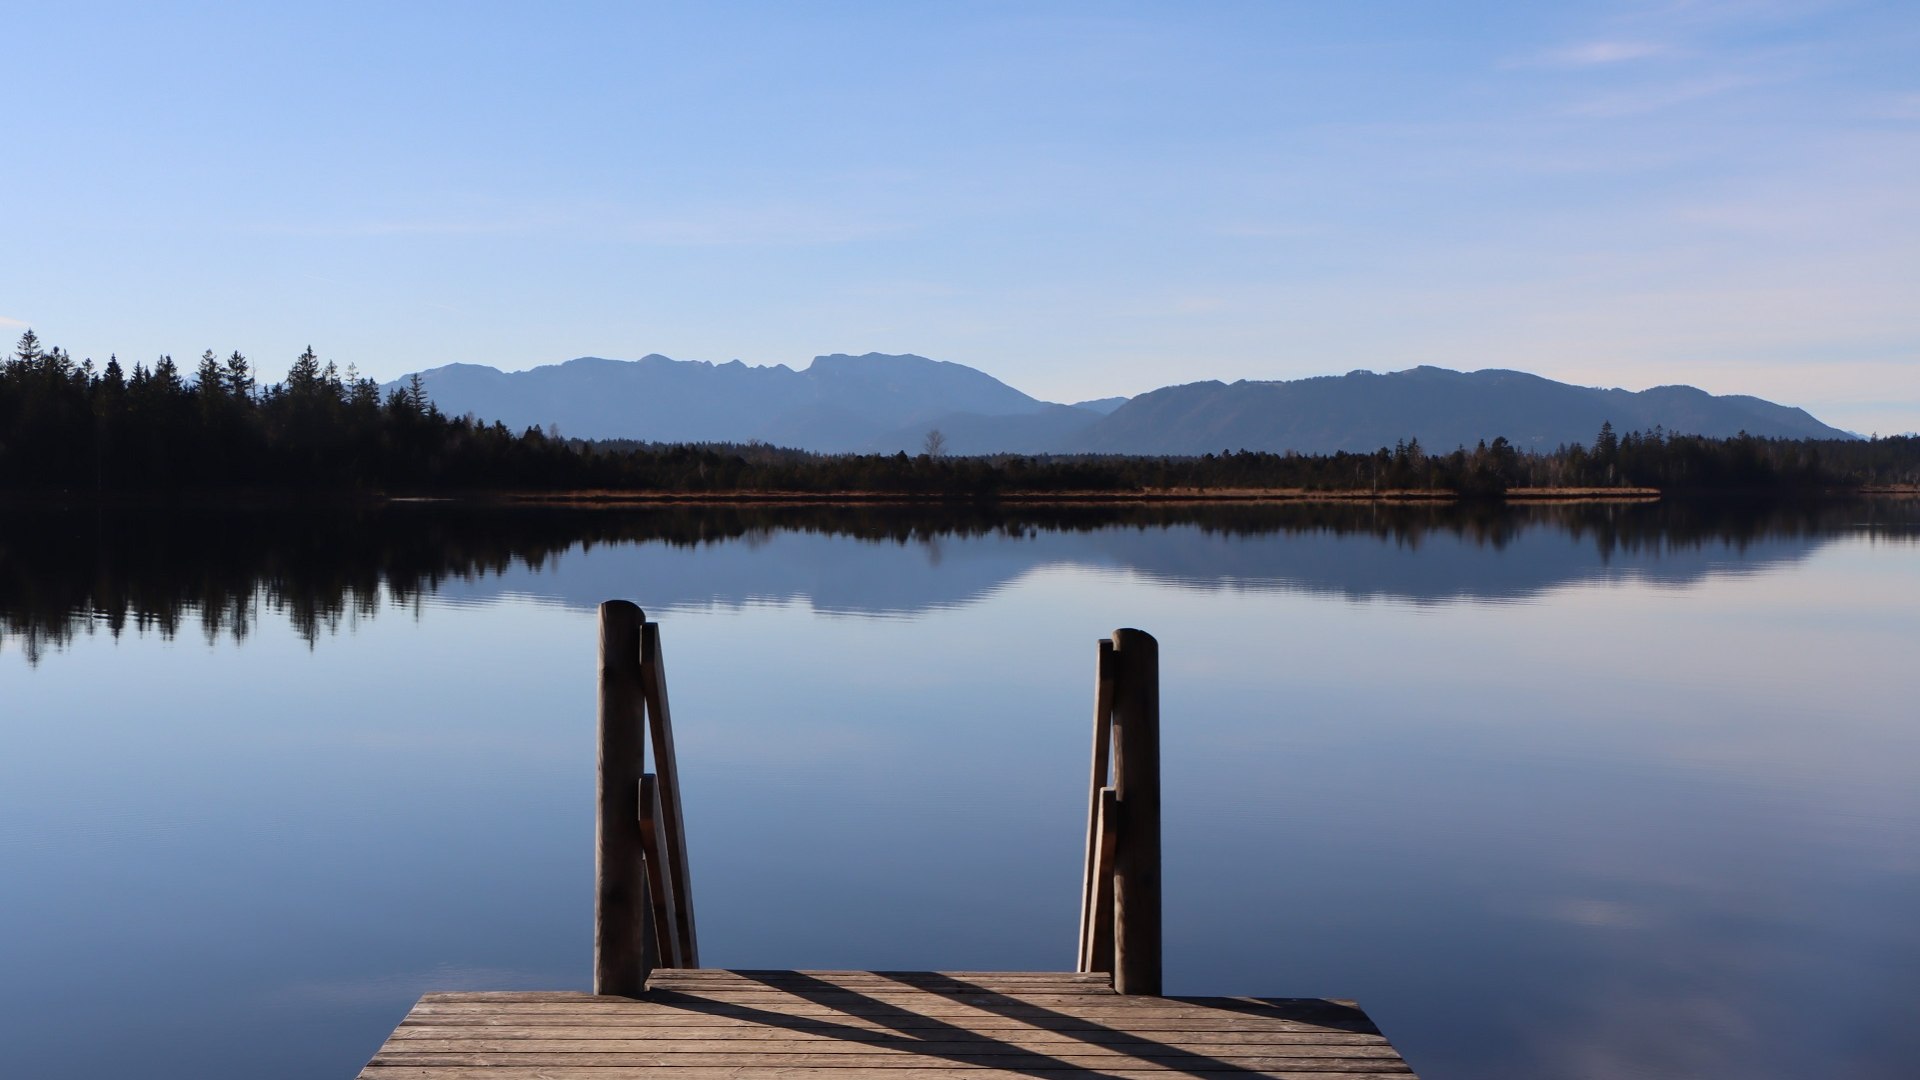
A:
[5, 501, 1912, 662]
[430, 509, 1844, 617]
[435, 529, 1054, 618]
[1078, 521, 1804, 604]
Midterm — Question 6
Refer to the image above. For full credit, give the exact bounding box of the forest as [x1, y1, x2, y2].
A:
[5, 331, 1919, 498]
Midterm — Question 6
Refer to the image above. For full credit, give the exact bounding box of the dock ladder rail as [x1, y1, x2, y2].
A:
[1076, 628, 1162, 995]
[593, 604, 1161, 997]
[594, 600, 698, 996]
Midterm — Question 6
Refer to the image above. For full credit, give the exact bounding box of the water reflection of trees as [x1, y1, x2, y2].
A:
[3, 498, 1913, 664]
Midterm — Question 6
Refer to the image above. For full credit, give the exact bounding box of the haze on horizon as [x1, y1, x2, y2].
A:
[3, 1, 1917, 435]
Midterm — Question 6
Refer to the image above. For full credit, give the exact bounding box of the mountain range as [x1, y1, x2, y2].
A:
[389, 353, 1851, 455]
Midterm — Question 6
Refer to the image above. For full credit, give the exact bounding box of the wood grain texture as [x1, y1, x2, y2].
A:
[1086, 787, 1119, 978]
[1077, 638, 1116, 974]
[382, 1022, 1390, 1045]
[595, 601, 648, 997]
[359, 972, 1415, 1079]
[1109, 628, 1161, 997]
[639, 620, 699, 967]
[639, 773, 683, 969]
[362, 1060, 1413, 1068]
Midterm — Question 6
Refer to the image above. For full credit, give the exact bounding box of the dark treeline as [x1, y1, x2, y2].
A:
[6, 331, 1920, 496]
[0, 331, 582, 491]
[6, 499, 1917, 665]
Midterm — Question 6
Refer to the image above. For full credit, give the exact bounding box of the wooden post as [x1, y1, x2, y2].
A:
[595, 601, 650, 996]
[1078, 639, 1116, 973]
[639, 774, 683, 969]
[1110, 628, 1161, 996]
[640, 621, 699, 967]
[1086, 788, 1119, 978]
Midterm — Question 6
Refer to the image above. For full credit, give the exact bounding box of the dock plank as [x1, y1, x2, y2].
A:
[360, 971, 1415, 1079]
[403, 1003, 1379, 1028]
[384, 1031, 1394, 1049]
[362, 1068, 1413, 1076]
[370, 1045, 1413, 1060]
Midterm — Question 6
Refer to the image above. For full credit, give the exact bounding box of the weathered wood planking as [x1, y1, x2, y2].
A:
[359, 970, 1416, 1078]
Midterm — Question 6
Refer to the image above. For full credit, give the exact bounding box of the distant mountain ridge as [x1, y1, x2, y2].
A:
[391, 352, 1100, 453]
[389, 354, 1851, 455]
[1080, 366, 1850, 454]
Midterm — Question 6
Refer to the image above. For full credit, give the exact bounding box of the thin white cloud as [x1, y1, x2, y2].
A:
[0, 315, 28, 329]
[1565, 74, 1757, 117]
[1524, 40, 1674, 68]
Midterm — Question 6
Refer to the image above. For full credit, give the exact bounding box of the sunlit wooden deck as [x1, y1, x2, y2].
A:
[359, 969, 1414, 1078]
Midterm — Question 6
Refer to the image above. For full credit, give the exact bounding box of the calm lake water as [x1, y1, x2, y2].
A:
[3, 501, 1918, 1079]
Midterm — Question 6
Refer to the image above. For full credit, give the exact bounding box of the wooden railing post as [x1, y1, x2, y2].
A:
[1078, 639, 1117, 975]
[1078, 628, 1161, 995]
[595, 601, 650, 996]
[1110, 628, 1161, 995]
[640, 621, 699, 967]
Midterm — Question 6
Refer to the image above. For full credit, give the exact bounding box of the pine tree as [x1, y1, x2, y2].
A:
[287, 346, 322, 396]
[12, 328, 42, 370]
[1594, 421, 1620, 485]
[223, 351, 254, 400]
[152, 355, 183, 393]
[196, 350, 225, 399]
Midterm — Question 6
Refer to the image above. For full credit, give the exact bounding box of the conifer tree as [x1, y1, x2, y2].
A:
[152, 355, 183, 393]
[13, 328, 42, 369]
[223, 351, 254, 400]
[196, 350, 225, 399]
[287, 346, 322, 396]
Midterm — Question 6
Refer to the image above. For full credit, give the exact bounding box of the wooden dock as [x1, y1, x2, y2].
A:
[359, 969, 1412, 1078]
[355, 605, 1417, 1078]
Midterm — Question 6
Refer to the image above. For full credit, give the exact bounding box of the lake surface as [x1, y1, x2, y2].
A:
[3, 500, 1917, 1080]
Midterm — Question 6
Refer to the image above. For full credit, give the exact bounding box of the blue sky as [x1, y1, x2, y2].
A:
[4, 1, 1917, 432]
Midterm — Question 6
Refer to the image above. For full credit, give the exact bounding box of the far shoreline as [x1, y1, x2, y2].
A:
[466, 485, 1666, 506]
[10, 485, 1919, 512]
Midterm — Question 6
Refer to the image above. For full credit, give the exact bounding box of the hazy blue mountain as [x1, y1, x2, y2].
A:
[388, 352, 1054, 450]
[1069, 366, 1852, 454]
[392, 356, 1850, 455]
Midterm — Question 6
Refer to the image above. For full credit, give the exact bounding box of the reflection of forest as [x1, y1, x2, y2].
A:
[3, 499, 1915, 663]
